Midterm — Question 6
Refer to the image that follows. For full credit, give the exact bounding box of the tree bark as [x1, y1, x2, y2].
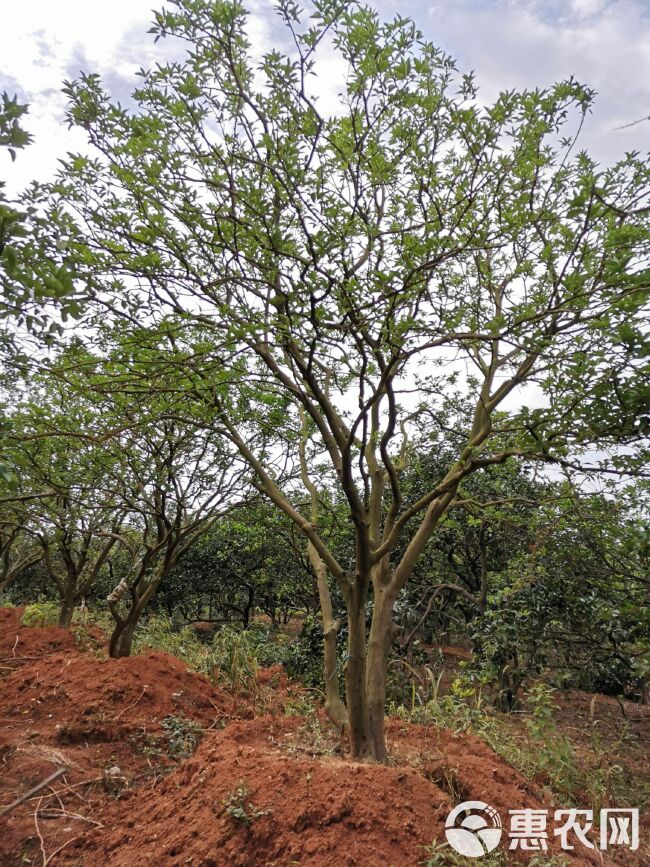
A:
[366, 586, 395, 763]
[345, 598, 373, 759]
[109, 616, 138, 658]
[108, 583, 153, 658]
[58, 596, 75, 628]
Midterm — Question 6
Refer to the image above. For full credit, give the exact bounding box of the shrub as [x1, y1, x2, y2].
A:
[21, 601, 59, 627]
[133, 616, 208, 671]
[208, 625, 260, 693]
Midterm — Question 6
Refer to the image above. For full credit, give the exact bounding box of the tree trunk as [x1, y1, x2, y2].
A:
[58, 596, 75, 628]
[242, 586, 254, 629]
[366, 587, 395, 763]
[307, 542, 348, 729]
[109, 615, 138, 658]
[345, 599, 373, 759]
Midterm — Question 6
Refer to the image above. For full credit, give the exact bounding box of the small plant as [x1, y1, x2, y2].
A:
[21, 601, 59, 627]
[522, 683, 578, 798]
[528, 856, 570, 867]
[72, 622, 107, 654]
[222, 783, 269, 828]
[160, 714, 203, 758]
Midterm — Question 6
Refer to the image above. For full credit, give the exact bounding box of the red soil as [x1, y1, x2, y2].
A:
[0, 607, 640, 867]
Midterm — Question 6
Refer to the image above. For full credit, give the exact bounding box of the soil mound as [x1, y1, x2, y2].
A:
[1, 648, 236, 732]
[0, 612, 635, 866]
[60, 716, 602, 867]
[0, 605, 76, 660]
[0, 618, 240, 867]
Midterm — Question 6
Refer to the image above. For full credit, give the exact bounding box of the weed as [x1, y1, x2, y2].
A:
[160, 714, 203, 758]
[72, 622, 106, 655]
[133, 617, 208, 671]
[421, 840, 569, 866]
[517, 683, 579, 800]
[222, 783, 269, 827]
[527, 856, 570, 866]
[209, 626, 260, 693]
[421, 840, 506, 866]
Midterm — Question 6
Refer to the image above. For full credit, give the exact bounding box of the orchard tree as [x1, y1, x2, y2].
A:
[163, 500, 318, 628]
[0, 503, 42, 595]
[468, 484, 650, 702]
[26, 1, 650, 759]
[41, 335, 252, 656]
[2, 372, 128, 626]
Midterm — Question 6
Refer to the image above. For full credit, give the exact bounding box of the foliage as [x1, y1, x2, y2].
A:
[160, 714, 203, 758]
[133, 616, 209, 671]
[20, 600, 59, 627]
[3, 0, 649, 759]
[208, 625, 261, 693]
[283, 614, 331, 687]
[464, 491, 649, 700]
[160, 503, 316, 627]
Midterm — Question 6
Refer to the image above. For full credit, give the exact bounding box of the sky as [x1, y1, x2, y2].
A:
[1, 0, 649, 192]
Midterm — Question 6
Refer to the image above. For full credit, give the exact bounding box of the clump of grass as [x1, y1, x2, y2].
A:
[208, 625, 260, 693]
[133, 616, 209, 670]
[421, 840, 506, 866]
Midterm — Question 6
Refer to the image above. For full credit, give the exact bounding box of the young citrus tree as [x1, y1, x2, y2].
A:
[25, 1, 650, 758]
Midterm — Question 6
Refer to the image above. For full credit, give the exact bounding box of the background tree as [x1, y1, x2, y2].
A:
[162, 500, 317, 628]
[2, 375, 126, 626]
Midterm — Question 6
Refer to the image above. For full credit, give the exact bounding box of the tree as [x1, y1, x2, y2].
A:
[0, 507, 42, 595]
[467, 485, 650, 703]
[25, 1, 650, 759]
[2, 369, 127, 626]
[2, 333, 251, 645]
[162, 500, 317, 628]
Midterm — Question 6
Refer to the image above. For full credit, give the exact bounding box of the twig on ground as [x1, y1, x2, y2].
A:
[42, 836, 80, 866]
[0, 768, 65, 818]
[12, 635, 18, 658]
[41, 777, 102, 801]
[34, 796, 47, 867]
[114, 685, 148, 720]
[36, 807, 104, 827]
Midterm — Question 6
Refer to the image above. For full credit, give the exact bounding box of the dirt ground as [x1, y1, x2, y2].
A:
[0, 606, 647, 867]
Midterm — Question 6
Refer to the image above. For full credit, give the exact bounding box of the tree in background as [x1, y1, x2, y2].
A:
[1, 333, 252, 650]
[162, 500, 317, 628]
[2, 374, 126, 626]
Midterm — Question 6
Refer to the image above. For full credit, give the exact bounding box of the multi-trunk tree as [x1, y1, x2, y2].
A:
[3, 378, 126, 626]
[18, 1, 650, 759]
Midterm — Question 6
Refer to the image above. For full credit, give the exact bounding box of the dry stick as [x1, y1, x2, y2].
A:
[113, 685, 148, 721]
[34, 796, 47, 867]
[0, 768, 65, 818]
[43, 836, 80, 866]
[36, 808, 104, 828]
[40, 777, 102, 802]
[11, 635, 18, 658]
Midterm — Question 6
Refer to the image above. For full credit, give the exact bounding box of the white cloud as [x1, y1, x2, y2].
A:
[419, 0, 650, 163]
